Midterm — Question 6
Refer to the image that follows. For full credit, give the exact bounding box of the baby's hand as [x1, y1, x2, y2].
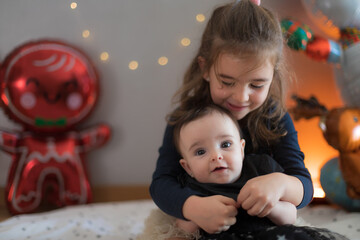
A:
[237, 173, 285, 217]
[183, 195, 237, 234]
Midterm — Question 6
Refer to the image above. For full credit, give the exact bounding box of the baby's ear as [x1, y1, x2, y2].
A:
[240, 139, 246, 159]
[180, 159, 193, 176]
[240, 139, 245, 148]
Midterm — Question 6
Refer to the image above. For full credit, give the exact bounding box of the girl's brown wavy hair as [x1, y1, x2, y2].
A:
[168, 0, 293, 150]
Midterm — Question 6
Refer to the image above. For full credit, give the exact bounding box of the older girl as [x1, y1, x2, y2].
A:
[151, 0, 312, 235]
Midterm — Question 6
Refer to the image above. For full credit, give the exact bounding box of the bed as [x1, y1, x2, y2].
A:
[0, 200, 359, 240]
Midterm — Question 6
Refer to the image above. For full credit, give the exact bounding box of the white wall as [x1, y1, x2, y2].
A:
[0, 0, 332, 186]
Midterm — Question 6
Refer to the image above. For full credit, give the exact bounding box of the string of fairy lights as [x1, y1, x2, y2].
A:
[69, 1, 328, 199]
[69, 1, 206, 70]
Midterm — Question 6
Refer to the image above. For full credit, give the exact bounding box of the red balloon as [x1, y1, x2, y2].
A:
[305, 36, 331, 61]
[0, 40, 111, 215]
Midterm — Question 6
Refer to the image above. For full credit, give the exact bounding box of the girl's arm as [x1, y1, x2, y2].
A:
[267, 200, 297, 226]
[150, 125, 238, 233]
[238, 112, 313, 217]
[150, 125, 195, 219]
[273, 112, 313, 208]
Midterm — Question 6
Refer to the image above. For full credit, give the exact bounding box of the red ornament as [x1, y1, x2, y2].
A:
[0, 40, 111, 215]
[305, 36, 331, 61]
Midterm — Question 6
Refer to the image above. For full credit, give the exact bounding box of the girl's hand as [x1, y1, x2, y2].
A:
[183, 195, 238, 234]
[267, 201, 297, 226]
[237, 173, 286, 217]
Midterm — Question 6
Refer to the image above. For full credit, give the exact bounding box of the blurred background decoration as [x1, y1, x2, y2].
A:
[290, 95, 360, 210]
[283, 0, 360, 208]
[0, 39, 111, 214]
[0, 0, 353, 206]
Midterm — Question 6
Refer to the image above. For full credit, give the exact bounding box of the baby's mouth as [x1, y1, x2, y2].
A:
[212, 166, 227, 172]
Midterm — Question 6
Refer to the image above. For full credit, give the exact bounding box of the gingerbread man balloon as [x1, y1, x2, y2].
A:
[0, 40, 111, 215]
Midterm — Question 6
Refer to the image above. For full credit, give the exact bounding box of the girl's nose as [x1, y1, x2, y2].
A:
[232, 85, 249, 102]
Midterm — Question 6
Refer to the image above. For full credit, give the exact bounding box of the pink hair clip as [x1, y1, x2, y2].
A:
[236, 0, 261, 5]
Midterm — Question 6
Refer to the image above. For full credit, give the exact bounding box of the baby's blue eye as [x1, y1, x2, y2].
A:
[195, 149, 206, 156]
[221, 141, 231, 148]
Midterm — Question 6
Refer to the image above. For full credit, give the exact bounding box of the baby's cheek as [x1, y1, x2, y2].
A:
[66, 93, 83, 110]
[20, 92, 36, 109]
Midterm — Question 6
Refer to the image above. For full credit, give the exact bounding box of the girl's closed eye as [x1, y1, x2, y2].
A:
[221, 81, 235, 87]
[250, 83, 264, 89]
[250, 79, 270, 89]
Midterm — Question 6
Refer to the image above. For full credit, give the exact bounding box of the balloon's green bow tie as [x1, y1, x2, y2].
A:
[35, 117, 66, 127]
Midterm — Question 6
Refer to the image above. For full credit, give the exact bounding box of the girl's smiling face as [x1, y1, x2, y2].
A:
[203, 53, 274, 120]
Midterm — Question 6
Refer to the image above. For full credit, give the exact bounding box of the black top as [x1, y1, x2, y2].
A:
[150, 112, 313, 219]
[179, 154, 284, 235]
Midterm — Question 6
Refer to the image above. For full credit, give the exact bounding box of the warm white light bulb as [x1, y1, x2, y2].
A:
[82, 30, 90, 38]
[129, 61, 139, 70]
[196, 14, 205, 22]
[181, 38, 191, 47]
[100, 52, 109, 61]
[158, 57, 168, 66]
[70, 2, 77, 9]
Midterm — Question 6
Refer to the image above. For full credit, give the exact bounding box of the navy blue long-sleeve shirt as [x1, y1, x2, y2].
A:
[150, 112, 313, 219]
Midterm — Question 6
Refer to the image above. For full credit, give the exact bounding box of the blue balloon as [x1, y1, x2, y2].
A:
[320, 157, 360, 211]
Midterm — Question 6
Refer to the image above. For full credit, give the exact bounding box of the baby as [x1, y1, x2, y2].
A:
[173, 104, 296, 238]
[138, 104, 296, 240]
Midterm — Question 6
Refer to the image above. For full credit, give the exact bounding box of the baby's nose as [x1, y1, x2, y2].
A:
[212, 153, 223, 161]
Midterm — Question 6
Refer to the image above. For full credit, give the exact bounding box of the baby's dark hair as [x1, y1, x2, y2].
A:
[172, 104, 241, 155]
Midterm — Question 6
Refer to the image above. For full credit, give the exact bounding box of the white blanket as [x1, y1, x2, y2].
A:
[0, 200, 359, 240]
